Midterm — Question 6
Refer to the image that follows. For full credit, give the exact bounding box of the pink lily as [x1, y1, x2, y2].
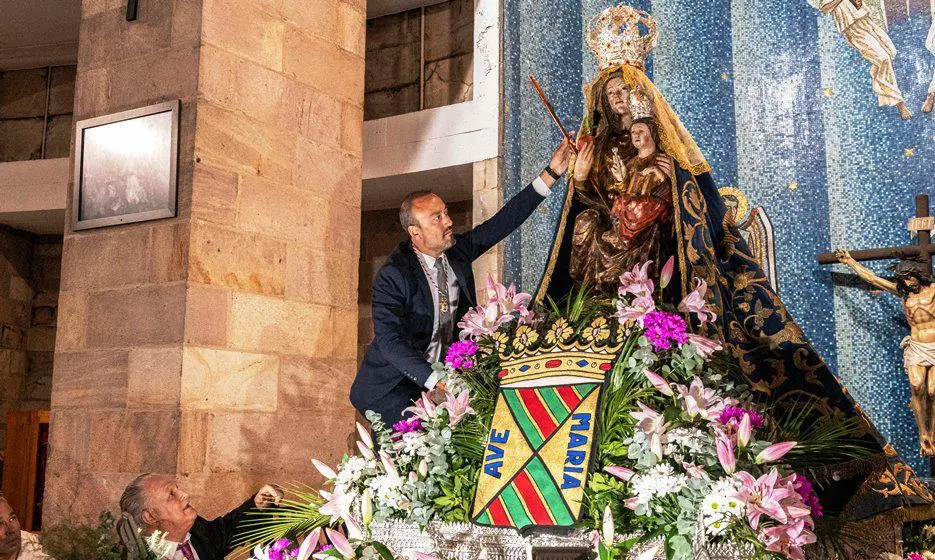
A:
[731, 469, 793, 530]
[485, 275, 533, 319]
[738, 413, 752, 449]
[760, 517, 816, 560]
[379, 450, 402, 484]
[325, 528, 355, 559]
[356, 440, 375, 461]
[601, 505, 615, 546]
[618, 261, 654, 299]
[440, 390, 476, 426]
[685, 333, 723, 358]
[659, 256, 675, 289]
[457, 301, 514, 339]
[624, 497, 640, 510]
[678, 278, 717, 324]
[682, 461, 706, 479]
[312, 459, 337, 480]
[360, 488, 373, 526]
[412, 553, 441, 560]
[340, 513, 365, 540]
[650, 432, 664, 461]
[630, 401, 668, 435]
[615, 294, 656, 326]
[644, 370, 673, 396]
[716, 432, 736, 474]
[403, 393, 438, 422]
[297, 527, 322, 560]
[356, 422, 373, 449]
[318, 486, 356, 523]
[755, 441, 797, 464]
[603, 465, 634, 482]
[675, 377, 731, 421]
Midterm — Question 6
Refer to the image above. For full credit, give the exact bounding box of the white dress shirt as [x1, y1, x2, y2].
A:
[415, 176, 552, 389]
[165, 533, 200, 560]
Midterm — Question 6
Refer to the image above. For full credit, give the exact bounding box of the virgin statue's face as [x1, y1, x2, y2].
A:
[604, 77, 631, 117]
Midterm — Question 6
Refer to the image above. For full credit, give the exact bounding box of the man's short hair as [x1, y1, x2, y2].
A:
[119, 473, 153, 527]
[399, 190, 435, 231]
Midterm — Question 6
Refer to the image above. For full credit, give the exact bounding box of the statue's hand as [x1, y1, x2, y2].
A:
[655, 153, 673, 176]
[834, 248, 854, 264]
[574, 139, 595, 181]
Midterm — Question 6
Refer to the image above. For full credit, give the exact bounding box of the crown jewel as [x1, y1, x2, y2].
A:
[587, 4, 658, 70]
[628, 88, 654, 120]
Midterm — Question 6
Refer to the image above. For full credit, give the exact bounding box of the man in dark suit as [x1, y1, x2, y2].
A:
[351, 138, 573, 426]
[119, 473, 282, 559]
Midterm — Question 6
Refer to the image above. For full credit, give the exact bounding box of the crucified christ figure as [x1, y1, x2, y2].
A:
[835, 249, 935, 455]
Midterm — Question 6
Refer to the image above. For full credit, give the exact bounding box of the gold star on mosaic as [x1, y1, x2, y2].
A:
[721, 72, 728, 81]
[822, 87, 834, 97]
[788, 181, 798, 191]
[905, 147, 915, 157]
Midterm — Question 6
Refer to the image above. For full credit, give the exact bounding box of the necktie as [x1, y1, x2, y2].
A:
[178, 542, 196, 560]
[434, 257, 453, 349]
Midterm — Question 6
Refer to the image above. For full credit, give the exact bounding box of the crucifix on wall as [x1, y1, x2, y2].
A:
[817, 195, 935, 466]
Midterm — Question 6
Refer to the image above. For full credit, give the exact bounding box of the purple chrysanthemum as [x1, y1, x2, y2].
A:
[642, 311, 689, 351]
[718, 406, 765, 429]
[793, 473, 823, 518]
[392, 417, 424, 434]
[445, 340, 479, 369]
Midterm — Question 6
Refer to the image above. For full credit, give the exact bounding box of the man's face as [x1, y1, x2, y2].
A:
[141, 475, 198, 539]
[630, 122, 654, 153]
[408, 194, 454, 256]
[0, 500, 21, 558]
[604, 77, 631, 117]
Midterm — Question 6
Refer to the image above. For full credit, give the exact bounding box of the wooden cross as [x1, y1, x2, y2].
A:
[818, 194, 933, 474]
[817, 194, 933, 274]
[126, 0, 139, 22]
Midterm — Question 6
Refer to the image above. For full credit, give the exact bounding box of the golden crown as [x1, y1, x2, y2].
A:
[586, 4, 658, 70]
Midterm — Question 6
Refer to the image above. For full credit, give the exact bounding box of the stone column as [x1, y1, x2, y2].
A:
[45, 0, 364, 523]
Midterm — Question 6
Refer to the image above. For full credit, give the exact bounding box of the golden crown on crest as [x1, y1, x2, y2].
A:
[586, 4, 658, 70]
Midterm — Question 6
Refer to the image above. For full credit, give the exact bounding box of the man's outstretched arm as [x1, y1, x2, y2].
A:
[466, 138, 573, 260]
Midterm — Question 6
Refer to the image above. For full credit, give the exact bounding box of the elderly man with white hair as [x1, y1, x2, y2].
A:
[119, 474, 282, 560]
[0, 494, 52, 560]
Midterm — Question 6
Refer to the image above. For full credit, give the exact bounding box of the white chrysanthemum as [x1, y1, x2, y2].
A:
[629, 463, 687, 506]
[369, 473, 407, 510]
[397, 431, 428, 457]
[701, 477, 745, 536]
[335, 456, 371, 488]
[662, 427, 708, 456]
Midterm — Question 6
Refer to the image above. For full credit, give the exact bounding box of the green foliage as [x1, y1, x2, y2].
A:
[904, 520, 935, 553]
[39, 511, 123, 560]
[233, 484, 329, 547]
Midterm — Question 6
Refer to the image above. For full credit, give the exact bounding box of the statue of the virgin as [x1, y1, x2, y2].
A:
[536, 3, 934, 520]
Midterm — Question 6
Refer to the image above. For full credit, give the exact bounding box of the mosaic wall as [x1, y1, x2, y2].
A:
[502, 0, 935, 472]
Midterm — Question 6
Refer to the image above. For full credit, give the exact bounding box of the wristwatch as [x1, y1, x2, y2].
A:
[544, 165, 561, 180]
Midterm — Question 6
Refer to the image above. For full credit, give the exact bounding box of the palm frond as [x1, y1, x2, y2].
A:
[233, 483, 328, 548]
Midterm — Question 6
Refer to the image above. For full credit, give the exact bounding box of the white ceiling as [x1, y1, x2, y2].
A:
[367, 0, 448, 19]
[361, 162, 473, 211]
[0, 0, 80, 69]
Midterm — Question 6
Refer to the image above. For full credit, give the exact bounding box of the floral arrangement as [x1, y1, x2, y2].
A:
[237, 259, 873, 560]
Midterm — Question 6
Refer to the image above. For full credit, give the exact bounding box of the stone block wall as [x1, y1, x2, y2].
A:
[47, 0, 365, 523]
[364, 0, 474, 120]
[0, 230, 60, 458]
[0, 227, 33, 454]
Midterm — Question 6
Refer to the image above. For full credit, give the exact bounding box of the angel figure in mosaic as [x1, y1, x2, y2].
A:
[537, 2, 935, 520]
[806, 0, 912, 119]
[835, 250, 935, 456]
